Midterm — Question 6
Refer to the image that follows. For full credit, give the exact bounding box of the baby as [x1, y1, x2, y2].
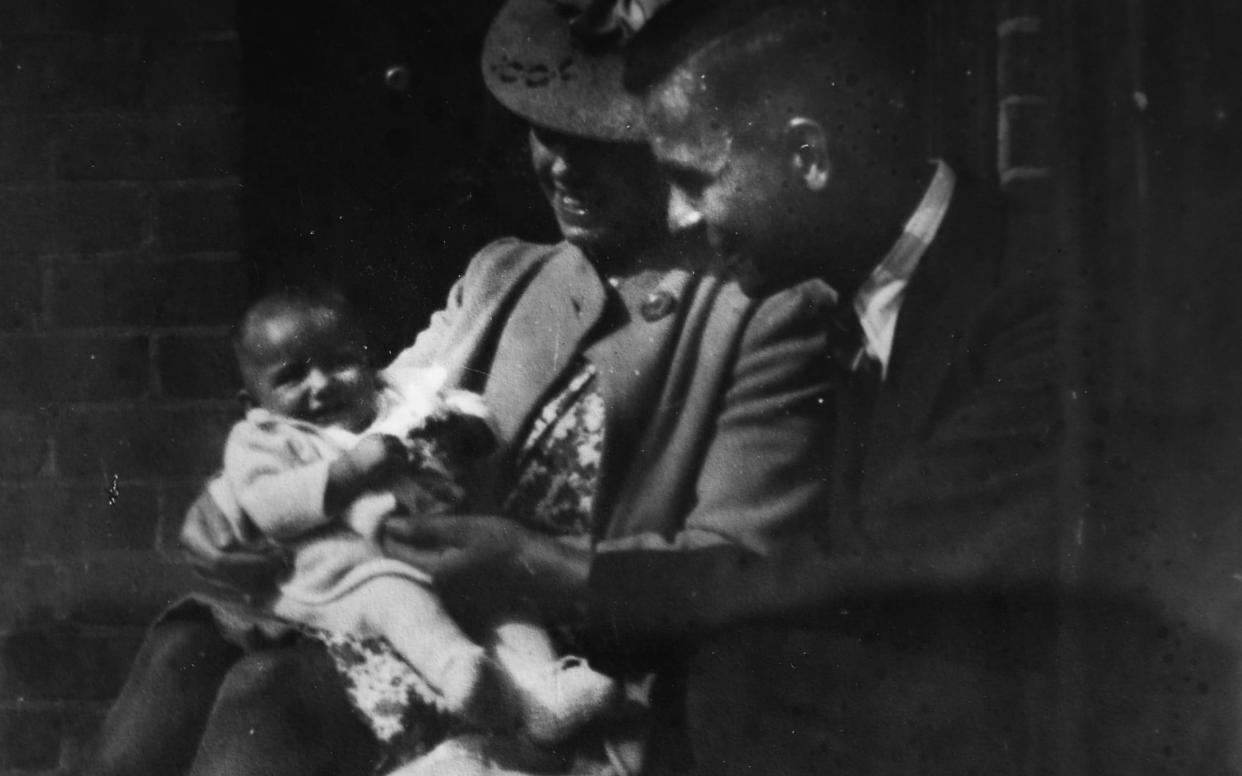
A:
[212, 287, 618, 744]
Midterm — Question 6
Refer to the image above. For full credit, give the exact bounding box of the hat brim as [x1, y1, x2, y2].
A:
[482, 0, 647, 142]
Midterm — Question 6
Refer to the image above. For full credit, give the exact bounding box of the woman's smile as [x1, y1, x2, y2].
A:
[553, 186, 602, 223]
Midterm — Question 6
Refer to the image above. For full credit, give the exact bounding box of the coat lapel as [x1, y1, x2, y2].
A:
[484, 244, 608, 449]
[586, 266, 696, 530]
[866, 184, 1006, 466]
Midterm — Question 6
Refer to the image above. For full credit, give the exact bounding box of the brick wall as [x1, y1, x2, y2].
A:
[997, 0, 1052, 188]
[0, 1, 243, 772]
[996, 0, 1056, 280]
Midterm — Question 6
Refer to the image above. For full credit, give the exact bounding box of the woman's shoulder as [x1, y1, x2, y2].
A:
[460, 237, 574, 289]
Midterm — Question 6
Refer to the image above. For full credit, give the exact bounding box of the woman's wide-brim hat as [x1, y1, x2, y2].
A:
[482, 0, 666, 142]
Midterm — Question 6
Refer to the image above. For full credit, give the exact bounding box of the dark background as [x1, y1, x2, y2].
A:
[241, 0, 558, 358]
[1, 0, 1242, 773]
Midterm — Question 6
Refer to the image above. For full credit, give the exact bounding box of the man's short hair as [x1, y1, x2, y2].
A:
[627, 0, 926, 150]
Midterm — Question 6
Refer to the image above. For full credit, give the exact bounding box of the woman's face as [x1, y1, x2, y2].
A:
[529, 126, 667, 257]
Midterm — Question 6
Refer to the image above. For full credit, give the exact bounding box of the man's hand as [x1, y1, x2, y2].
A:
[381, 513, 540, 623]
[381, 513, 592, 624]
[180, 488, 289, 595]
[380, 513, 527, 588]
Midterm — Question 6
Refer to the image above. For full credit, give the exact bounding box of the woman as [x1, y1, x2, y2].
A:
[84, 1, 835, 773]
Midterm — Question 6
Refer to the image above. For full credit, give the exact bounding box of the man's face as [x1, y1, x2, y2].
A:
[529, 127, 666, 257]
[239, 307, 378, 434]
[648, 75, 820, 294]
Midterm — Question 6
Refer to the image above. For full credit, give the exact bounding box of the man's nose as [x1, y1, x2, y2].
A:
[667, 187, 704, 232]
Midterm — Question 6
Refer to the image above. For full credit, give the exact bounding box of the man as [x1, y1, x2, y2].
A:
[577, 1, 1064, 772]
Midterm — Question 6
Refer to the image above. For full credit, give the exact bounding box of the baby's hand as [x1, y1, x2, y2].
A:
[351, 434, 409, 482]
[326, 434, 407, 516]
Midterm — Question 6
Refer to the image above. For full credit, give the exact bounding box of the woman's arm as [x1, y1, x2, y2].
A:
[179, 487, 289, 594]
[385, 278, 839, 641]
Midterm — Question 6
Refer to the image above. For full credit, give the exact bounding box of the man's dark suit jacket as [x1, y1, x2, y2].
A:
[585, 182, 1064, 775]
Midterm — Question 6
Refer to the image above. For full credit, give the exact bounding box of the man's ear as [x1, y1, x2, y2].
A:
[785, 117, 830, 192]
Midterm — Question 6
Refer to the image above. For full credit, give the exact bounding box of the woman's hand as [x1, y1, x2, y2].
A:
[381, 514, 592, 621]
[180, 488, 289, 595]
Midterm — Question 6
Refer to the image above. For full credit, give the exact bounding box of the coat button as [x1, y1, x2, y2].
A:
[640, 290, 677, 321]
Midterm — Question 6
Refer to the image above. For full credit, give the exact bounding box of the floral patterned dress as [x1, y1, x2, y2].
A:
[321, 358, 606, 766]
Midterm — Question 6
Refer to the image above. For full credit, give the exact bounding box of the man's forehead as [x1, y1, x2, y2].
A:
[648, 68, 702, 125]
[647, 72, 731, 166]
[650, 131, 729, 173]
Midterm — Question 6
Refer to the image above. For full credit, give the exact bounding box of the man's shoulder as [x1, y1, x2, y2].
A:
[684, 274, 837, 373]
[736, 277, 837, 344]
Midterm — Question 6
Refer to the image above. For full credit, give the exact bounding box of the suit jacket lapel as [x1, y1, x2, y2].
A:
[867, 184, 1006, 466]
[485, 244, 608, 450]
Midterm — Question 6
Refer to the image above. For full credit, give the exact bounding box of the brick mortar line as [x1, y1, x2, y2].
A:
[998, 16, 1043, 36]
[999, 94, 1050, 108]
[0, 326, 233, 339]
[0, 107, 240, 121]
[146, 337, 163, 401]
[0, 700, 111, 711]
[0, 177, 240, 192]
[0, 629, 148, 645]
[148, 177, 244, 190]
[36, 259, 53, 333]
[1001, 167, 1053, 184]
[0, 181, 144, 193]
[0, 478, 209, 487]
[13, 27, 237, 39]
[31, 251, 242, 263]
[0, 623, 148, 637]
[4, 559, 181, 573]
[45, 548, 188, 558]
[0, 398, 236, 410]
[0, 31, 144, 42]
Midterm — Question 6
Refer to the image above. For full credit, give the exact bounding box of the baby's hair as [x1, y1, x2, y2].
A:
[233, 284, 368, 362]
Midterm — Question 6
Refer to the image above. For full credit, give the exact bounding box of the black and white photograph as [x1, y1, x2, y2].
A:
[2, 0, 1242, 773]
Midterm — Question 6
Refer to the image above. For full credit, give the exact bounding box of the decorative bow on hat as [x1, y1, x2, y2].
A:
[567, 0, 675, 46]
[483, 0, 682, 140]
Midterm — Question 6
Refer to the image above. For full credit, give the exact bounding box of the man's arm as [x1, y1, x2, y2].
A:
[586, 273, 1062, 649]
[593, 279, 837, 558]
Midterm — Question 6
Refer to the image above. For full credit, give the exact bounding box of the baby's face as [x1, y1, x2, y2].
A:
[239, 306, 378, 433]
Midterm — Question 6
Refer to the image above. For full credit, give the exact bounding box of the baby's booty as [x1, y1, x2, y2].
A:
[506, 655, 621, 744]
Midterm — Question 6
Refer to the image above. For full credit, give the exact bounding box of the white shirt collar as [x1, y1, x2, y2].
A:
[853, 160, 956, 375]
